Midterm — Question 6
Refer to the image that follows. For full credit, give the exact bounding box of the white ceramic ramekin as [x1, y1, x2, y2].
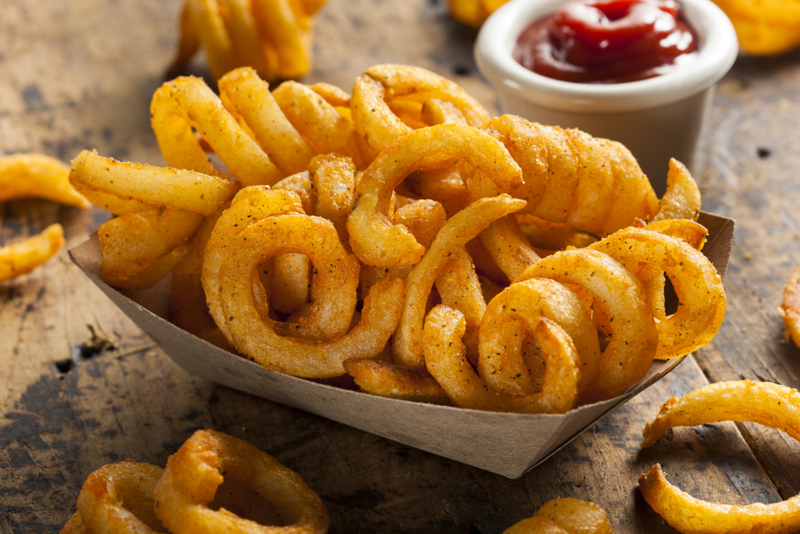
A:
[475, 0, 738, 194]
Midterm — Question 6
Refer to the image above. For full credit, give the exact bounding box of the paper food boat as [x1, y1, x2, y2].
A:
[69, 212, 733, 478]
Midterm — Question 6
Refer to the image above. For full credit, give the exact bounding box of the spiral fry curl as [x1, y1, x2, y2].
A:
[205, 186, 404, 377]
[68, 460, 166, 534]
[474, 115, 660, 237]
[155, 429, 329, 534]
[168, 0, 328, 82]
[351, 64, 491, 163]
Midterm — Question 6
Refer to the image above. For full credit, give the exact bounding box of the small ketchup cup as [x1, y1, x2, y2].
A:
[475, 0, 737, 195]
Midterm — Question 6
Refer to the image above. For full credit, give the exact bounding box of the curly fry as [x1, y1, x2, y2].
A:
[152, 76, 282, 185]
[652, 159, 702, 222]
[72, 460, 165, 534]
[0, 224, 64, 284]
[154, 429, 329, 534]
[590, 224, 725, 360]
[201, 186, 305, 343]
[504, 498, 613, 533]
[473, 115, 659, 237]
[780, 262, 800, 348]
[167, 0, 327, 81]
[425, 304, 580, 413]
[343, 358, 451, 404]
[217, 213, 403, 377]
[0, 154, 89, 209]
[640, 380, 800, 534]
[351, 64, 490, 162]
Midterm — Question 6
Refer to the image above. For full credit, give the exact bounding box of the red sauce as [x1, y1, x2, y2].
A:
[513, 0, 698, 84]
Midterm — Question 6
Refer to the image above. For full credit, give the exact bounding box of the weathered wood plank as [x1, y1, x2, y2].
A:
[2, 0, 800, 532]
[691, 50, 800, 501]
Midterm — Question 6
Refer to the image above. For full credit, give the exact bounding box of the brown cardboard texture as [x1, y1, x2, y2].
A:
[69, 212, 734, 479]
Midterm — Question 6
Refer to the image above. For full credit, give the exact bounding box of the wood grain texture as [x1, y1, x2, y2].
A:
[2, 0, 800, 532]
[691, 50, 800, 502]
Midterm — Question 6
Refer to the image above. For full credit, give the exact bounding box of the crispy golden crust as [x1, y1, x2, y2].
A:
[652, 159, 702, 223]
[0, 224, 64, 284]
[343, 358, 451, 404]
[0, 153, 89, 208]
[640, 381, 800, 534]
[503, 498, 613, 534]
[74, 460, 166, 534]
[154, 429, 329, 534]
[167, 0, 327, 81]
[780, 263, 800, 348]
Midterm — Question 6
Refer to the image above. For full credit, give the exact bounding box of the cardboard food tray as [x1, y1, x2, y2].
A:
[69, 212, 733, 479]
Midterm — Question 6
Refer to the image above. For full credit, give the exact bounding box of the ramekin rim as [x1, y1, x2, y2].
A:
[475, 0, 738, 112]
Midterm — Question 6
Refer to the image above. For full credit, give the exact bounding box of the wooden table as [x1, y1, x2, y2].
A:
[2, 0, 800, 532]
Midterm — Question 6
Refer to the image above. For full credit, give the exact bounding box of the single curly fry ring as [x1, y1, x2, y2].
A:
[219, 215, 404, 377]
[424, 305, 580, 413]
[478, 278, 601, 399]
[75, 460, 166, 534]
[202, 186, 305, 343]
[639, 380, 800, 534]
[351, 64, 491, 160]
[347, 124, 523, 268]
[590, 225, 726, 360]
[215, 209, 359, 345]
[154, 429, 329, 534]
[516, 248, 659, 400]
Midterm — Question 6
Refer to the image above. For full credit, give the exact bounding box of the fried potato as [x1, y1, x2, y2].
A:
[201, 186, 305, 343]
[0, 224, 65, 283]
[151, 76, 282, 185]
[447, 0, 510, 28]
[347, 124, 522, 268]
[640, 380, 800, 534]
[712, 0, 800, 55]
[219, 67, 316, 176]
[74, 460, 165, 534]
[652, 159, 702, 223]
[170, 208, 235, 350]
[69, 150, 237, 216]
[590, 225, 726, 360]
[779, 262, 800, 348]
[504, 498, 613, 534]
[479, 277, 601, 400]
[273, 80, 364, 168]
[426, 304, 580, 413]
[517, 249, 657, 401]
[155, 429, 329, 534]
[0, 154, 89, 209]
[351, 64, 490, 162]
[168, 0, 327, 81]
[473, 115, 659, 236]
[394, 195, 526, 367]
[218, 214, 402, 377]
[111, 244, 191, 291]
[343, 358, 451, 404]
[98, 209, 204, 284]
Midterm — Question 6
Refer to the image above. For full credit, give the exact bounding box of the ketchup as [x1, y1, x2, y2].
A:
[513, 0, 698, 84]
